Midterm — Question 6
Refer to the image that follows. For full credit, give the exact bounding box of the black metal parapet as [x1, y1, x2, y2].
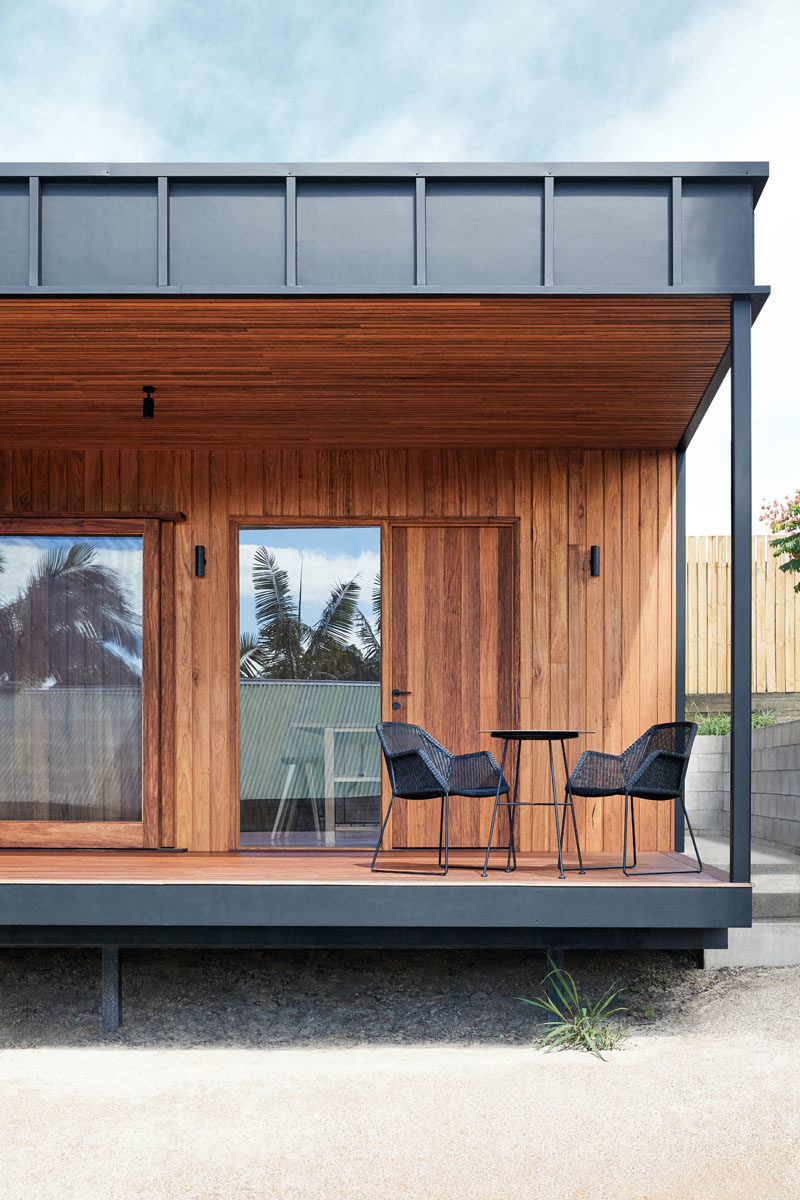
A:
[0, 161, 768, 298]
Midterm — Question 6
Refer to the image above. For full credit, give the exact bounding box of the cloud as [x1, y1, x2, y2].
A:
[239, 543, 380, 632]
[0, 0, 712, 161]
[0, 536, 143, 611]
[547, 0, 800, 532]
[1, 0, 794, 532]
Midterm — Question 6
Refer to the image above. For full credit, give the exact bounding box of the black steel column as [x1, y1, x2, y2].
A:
[674, 448, 687, 853]
[545, 948, 565, 1005]
[730, 299, 752, 883]
[101, 946, 122, 1031]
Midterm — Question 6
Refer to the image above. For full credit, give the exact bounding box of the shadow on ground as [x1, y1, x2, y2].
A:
[0, 947, 706, 1048]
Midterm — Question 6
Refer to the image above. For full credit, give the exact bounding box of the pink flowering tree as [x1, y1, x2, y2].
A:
[761, 488, 800, 593]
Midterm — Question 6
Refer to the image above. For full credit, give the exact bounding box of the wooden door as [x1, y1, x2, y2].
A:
[387, 522, 516, 848]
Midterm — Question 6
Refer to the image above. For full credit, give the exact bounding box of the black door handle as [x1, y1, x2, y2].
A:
[392, 689, 411, 696]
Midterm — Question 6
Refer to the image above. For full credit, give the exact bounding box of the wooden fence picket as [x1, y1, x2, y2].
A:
[686, 534, 800, 694]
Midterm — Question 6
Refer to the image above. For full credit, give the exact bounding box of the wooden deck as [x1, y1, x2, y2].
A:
[0, 849, 749, 952]
[0, 848, 736, 886]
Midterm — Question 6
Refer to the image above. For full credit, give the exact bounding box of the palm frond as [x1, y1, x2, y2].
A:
[1, 542, 143, 686]
[252, 546, 300, 676]
[372, 571, 381, 635]
[252, 547, 297, 629]
[239, 631, 267, 679]
[355, 609, 380, 663]
[305, 577, 361, 660]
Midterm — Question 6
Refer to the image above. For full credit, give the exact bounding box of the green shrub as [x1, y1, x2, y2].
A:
[695, 711, 731, 736]
[688, 702, 777, 735]
[518, 968, 627, 1060]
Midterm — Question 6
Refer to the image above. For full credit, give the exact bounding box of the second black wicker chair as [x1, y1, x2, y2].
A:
[373, 722, 509, 875]
[566, 721, 701, 875]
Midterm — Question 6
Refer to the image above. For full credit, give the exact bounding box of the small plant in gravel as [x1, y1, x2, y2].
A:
[518, 968, 627, 1060]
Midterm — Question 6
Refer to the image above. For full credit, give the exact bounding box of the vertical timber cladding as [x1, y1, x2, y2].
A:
[388, 522, 516, 850]
[0, 447, 675, 854]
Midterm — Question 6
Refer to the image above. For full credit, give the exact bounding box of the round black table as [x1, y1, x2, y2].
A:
[480, 730, 594, 878]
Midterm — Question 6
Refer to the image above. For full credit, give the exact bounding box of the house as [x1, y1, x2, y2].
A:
[0, 162, 767, 1027]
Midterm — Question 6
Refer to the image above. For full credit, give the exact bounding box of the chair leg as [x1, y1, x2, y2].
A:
[560, 741, 584, 875]
[565, 787, 585, 874]
[371, 794, 450, 877]
[442, 790, 449, 875]
[370, 793, 395, 871]
[623, 794, 703, 876]
[438, 795, 445, 868]
[482, 788, 503, 877]
[682, 796, 704, 873]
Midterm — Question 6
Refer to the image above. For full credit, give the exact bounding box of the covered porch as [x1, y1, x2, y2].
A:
[0, 162, 770, 1025]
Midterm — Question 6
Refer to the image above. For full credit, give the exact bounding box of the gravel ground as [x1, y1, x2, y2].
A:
[1, 949, 799, 1198]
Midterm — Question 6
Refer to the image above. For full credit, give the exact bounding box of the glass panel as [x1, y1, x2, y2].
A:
[239, 527, 381, 846]
[0, 535, 143, 822]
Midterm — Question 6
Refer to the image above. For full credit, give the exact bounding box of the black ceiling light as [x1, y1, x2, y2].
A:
[142, 385, 155, 419]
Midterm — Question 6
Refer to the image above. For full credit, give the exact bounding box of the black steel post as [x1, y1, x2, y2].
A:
[101, 946, 121, 1031]
[545, 948, 565, 1007]
[674, 447, 687, 853]
[730, 298, 752, 884]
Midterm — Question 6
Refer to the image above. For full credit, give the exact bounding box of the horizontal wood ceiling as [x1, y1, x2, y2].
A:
[0, 296, 730, 449]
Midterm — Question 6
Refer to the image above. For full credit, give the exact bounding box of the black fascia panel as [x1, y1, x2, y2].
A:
[0, 881, 752, 931]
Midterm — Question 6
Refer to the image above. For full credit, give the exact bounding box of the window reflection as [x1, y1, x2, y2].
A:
[0, 536, 143, 822]
[239, 527, 381, 846]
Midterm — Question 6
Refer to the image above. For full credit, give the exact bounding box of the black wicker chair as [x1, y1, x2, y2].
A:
[566, 721, 701, 875]
[372, 722, 510, 875]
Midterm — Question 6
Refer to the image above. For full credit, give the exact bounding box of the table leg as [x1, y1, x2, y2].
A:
[505, 738, 521, 872]
[482, 738, 508, 877]
[549, 740, 565, 878]
[323, 726, 335, 846]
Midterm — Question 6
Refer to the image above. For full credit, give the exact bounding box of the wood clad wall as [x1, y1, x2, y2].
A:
[0, 447, 675, 853]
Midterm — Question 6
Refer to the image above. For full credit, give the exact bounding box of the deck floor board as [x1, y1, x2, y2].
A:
[0, 849, 739, 887]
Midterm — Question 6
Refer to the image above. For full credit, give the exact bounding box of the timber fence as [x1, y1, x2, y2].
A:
[686, 535, 800, 695]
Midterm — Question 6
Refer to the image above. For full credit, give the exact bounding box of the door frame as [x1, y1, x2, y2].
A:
[229, 515, 519, 851]
[229, 516, 386, 849]
[0, 517, 162, 848]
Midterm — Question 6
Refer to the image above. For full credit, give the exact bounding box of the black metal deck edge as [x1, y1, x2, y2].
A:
[0, 925, 730, 950]
[0, 881, 751, 931]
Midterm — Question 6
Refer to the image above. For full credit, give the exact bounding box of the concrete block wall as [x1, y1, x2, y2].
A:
[685, 720, 800, 850]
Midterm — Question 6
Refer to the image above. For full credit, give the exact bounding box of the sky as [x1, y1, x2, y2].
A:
[0, 0, 797, 534]
[239, 527, 380, 635]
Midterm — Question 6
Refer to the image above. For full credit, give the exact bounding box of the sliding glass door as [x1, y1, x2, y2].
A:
[0, 520, 159, 847]
[238, 525, 382, 847]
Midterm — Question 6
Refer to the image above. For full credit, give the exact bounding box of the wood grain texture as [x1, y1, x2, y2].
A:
[0, 297, 729, 449]
[388, 522, 515, 849]
[0, 822, 145, 849]
[1, 448, 676, 854]
[686, 534, 800, 695]
[0, 847, 736, 886]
